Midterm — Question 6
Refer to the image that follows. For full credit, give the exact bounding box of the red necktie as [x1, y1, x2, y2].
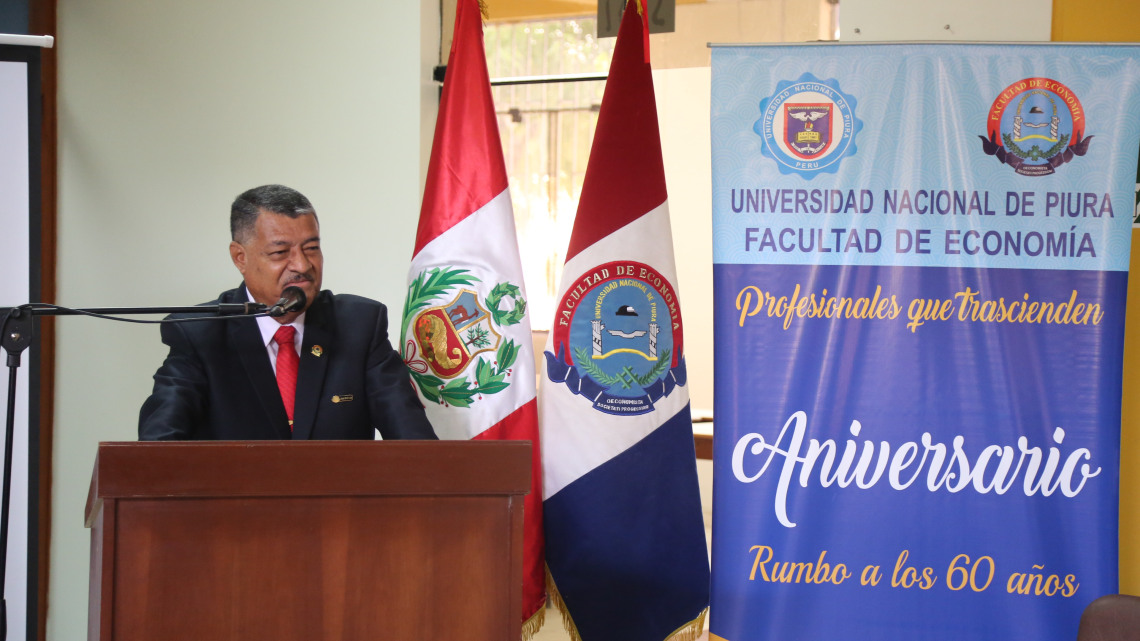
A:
[273, 325, 298, 430]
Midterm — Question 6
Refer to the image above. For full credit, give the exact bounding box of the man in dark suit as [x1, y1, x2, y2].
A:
[139, 184, 436, 441]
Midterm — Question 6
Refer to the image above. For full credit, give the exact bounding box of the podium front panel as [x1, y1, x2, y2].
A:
[86, 441, 529, 641]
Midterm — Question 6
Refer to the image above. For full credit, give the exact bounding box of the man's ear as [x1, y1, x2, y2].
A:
[229, 241, 246, 274]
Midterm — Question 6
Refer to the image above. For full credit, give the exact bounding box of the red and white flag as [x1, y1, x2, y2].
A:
[401, 0, 545, 635]
[539, 1, 710, 640]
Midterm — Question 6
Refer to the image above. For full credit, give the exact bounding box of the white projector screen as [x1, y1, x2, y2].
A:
[0, 43, 42, 641]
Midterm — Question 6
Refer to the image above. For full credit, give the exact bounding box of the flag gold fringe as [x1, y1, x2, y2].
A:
[521, 600, 546, 641]
[546, 565, 586, 641]
[664, 607, 708, 641]
[546, 565, 709, 641]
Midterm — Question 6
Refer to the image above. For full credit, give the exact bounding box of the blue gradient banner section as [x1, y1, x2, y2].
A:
[710, 43, 1137, 641]
[711, 264, 1123, 641]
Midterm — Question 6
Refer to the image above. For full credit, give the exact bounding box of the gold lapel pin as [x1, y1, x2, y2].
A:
[311, 345, 323, 357]
[332, 394, 354, 403]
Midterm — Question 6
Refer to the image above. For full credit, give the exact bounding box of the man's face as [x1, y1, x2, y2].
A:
[229, 210, 323, 322]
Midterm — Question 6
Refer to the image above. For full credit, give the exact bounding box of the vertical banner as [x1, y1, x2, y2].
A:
[710, 44, 1140, 641]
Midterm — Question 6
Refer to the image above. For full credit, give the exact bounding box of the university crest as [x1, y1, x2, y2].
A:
[402, 267, 526, 407]
[979, 77, 1091, 176]
[545, 260, 687, 416]
[784, 103, 833, 158]
[755, 72, 861, 178]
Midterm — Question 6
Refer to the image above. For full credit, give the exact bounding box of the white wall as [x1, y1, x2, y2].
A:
[656, 66, 714, 413]
[841, 0, 1051, 42]
[51, 1, 439, 638]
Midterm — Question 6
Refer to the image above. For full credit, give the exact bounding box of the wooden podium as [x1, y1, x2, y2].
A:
[85, 441, 531, 641]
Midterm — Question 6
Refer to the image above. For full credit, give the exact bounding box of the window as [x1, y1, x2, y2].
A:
[486, 18, 614, 330]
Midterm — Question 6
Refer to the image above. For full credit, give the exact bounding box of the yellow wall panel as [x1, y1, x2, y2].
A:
[1122, 229, 1140, 595]
[1053, 0, 1140, 43]
[1053, 0, 1140, 595]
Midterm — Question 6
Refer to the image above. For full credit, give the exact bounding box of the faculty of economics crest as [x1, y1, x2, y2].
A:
[546, 261, 687, 416]
[402, 267, 526, 408]
[754, 72, 862, 178]
[979, 77, 1091, 176]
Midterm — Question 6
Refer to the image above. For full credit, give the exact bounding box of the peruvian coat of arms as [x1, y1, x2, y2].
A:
[401, 267, 526, 407]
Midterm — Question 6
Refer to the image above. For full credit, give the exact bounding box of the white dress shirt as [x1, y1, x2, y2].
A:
[247, 287, 305, 373]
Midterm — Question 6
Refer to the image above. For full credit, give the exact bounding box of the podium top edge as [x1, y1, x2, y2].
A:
[95, 440, 529, 450]
[88, 440, 533, 515]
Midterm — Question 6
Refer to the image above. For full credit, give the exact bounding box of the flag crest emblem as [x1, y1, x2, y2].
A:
[978, 77, 1091, 176]
[784, 103, 833, 157]
[545, 260, 687, 416]
[412, 289, 499, 378]
[403, 268, 526, 408]
[755, 72, 861, 178]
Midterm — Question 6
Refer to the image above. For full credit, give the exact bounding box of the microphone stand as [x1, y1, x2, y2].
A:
[0, 300, 266, 640]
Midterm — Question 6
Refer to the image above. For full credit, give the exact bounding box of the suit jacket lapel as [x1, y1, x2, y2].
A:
[227, 285, 292, 439]
[292, 292, 333, 440]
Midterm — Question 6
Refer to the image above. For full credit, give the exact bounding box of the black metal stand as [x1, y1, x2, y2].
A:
[0, 309, 32, 641]
[0, 299, 267, 640]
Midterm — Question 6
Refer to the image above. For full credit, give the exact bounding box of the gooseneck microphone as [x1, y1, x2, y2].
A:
[267, 286, 308, 318]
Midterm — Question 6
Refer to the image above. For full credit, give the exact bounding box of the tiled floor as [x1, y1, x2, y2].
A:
[531, 611, 571, 640]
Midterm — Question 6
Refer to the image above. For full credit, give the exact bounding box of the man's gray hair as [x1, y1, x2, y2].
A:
[230, 184, 318, 242]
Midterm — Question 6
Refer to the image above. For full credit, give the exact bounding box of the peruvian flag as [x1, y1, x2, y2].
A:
[401, 0, 545, 635]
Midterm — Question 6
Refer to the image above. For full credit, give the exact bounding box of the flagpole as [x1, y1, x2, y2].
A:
[432, 66, 606, 87]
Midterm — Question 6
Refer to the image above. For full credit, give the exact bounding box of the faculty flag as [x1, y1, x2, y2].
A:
[540, 2, 710, 640]
[401, 0, 545, 635]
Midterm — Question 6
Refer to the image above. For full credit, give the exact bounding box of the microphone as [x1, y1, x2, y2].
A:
[267, 286, 307, 318]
